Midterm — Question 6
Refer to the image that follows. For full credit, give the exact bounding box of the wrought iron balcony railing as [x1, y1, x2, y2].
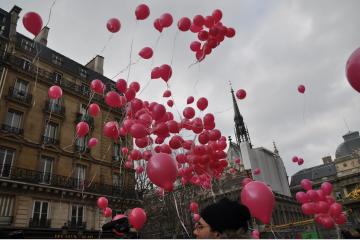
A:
[6, 87, 32, 106]
[42, 136, 59, 145]
[0, 164, 136, 198]
[44, 100, 65, 116]
[68, 220, 86, 229]
[1, 124, 23, 135]
[29, 218, 51, 228]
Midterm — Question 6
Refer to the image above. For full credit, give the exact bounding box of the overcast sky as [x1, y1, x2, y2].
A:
[2, 0, 360, 177]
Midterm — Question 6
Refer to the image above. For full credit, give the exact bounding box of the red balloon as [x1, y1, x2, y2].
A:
[193, 213, 200, 222]
[321, 182, 333, 195]
[301, 202, 316, 215]
[292, 156, 298, 162]
[103, 121, 120, 140]
[129, 82, 141, 93]
[103, 207, 112, 217]
[160, 64, 172, 82]
[135, 137, 151, 148]
[167, 99, 174, 107]
[198, 30, 209, 41]
[187, 96, 194, 104]
[346, 47, 360, 93]
[183, 107, 195, 119]
[107, 18, 121, 33]
[300, 179, 312, 191]
[298, 158, 304, 165]
[225, 27, 236, 38]
[329, 203, 343, 217]
[129, 123, 149, 139]
[193, 15, 205, 27]
[316, 201, 330, 214]
[190, 202, 199, 213]
[130, 149, 142, 160]
[88, 137, 98, 148]
[124, 161, 133, 169]
[321, 216, 335, 229]
[212, 9, 223, 23]
[204, 16, 214, 28]
[97, 197, 108, 209]
[236, 89, 246, 99]
[160, 13, 173, 28]
[152, 104, 166, 120]
[163, 90, 171, 97]
[177, 17, 191, 31]
[88, 103, 100, 117]
[167, 120, 180, 133]
[196, 50, 205, 62]
[23, 12, 43, 36]
[153, 18, 163, 32]
[295, 191, 309, 204]
[135, 4, 150, 20]
[242, 178, 253, 187]
[76, 121, 89, 137]
[241, 181, 275, 224]
[253, 168, 261, 175]
[334, 213, 347, 225]
[146, 153, 178, 190]
[190, 41, 201, 52]
[135, 166, 144, 174]
[105, 91, 122, 108]
[169, 135, 183, 149]
[116, 79, 127, 93]
[139, 47, 153, 59]
[125, 88, 136, 101]
[129, 208, 147, 230]
[90, 79, 105, 94]
[198, 132, 209, 144]
[307, 189, 319, 202]
[196, 97, 208, 111]
[298, 85, 305, 94]
[190, 24, 202, 33]
[48, 85, 63, 99]
[151, 67, 162, 79]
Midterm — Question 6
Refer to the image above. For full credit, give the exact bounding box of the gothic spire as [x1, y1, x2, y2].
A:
[230, 82, 252, 147]
[273, 141, 279, 156]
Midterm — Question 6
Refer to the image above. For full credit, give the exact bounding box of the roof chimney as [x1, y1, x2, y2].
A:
[85, 55, 104, 75]
[34, 27, 49, 46]
[322, 156, 332, 164]
[9, 5, 22, 42]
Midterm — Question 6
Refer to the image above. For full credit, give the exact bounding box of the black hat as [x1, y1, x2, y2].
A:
[200, 198, 251, 233]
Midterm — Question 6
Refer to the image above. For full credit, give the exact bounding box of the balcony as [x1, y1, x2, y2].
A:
[1, 124, 23, 135]
[44, 100, 65, 118]
[42, 136, 59, 145]
[5, 87, 32, 106]
[29, 218, 51, 228]
[0, 164, 136, 199]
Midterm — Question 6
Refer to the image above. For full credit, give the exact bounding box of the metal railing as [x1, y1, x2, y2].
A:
[42, 136, 59, 145]
[0, 164, 136, 198]
[1, 124, 23, 135]
[6, 87, 32, 105]
[29, 218, 51, 228]
[68, 220, 86, 229]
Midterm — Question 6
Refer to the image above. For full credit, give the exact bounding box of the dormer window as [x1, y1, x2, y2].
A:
[52, 54, 62, 66]
[79, 68, 87, 79]
[21, 39, 34, 52]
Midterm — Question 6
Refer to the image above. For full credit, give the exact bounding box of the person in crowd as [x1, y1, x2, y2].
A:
[193, 198, 251, 239]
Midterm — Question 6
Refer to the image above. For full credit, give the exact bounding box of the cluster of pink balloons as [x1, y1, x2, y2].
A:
[97, 197, 112, 217]
[296, 179, 346, 229]
[188, 9, 236, 61]
[151, 64, 172, 82]
[241, 180, 275, 224]
[292, 156, 304, 165]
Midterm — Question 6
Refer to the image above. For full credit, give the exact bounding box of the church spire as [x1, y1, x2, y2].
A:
[273, 141, 279, 156]
[230, 82, 252, 147]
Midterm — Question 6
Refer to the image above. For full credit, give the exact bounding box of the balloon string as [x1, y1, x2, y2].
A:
[166, 83, 182, 121]
[99, 33, 114, 56]
[111, 57, 140, 80]
[126, 20, 138, 82]
[85, 91, 95, 111]
[45, 0, 57, 28]
[170, 30, 179, 66]
[172, 192, 191, 238]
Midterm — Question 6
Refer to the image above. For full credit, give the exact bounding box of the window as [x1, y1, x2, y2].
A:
[79, 68, 87, 79]
[4, 110, 22, 130]
[113, 144, 121, 161]
[0, 195, 15, 225]
[0, 148, 14, 177]
[112, 174, 122, 188]
[14, 79, 29, 97]
[70, 205, 84, 227]
[74, 165, 86, 189]
[76, 136, 88, 152]
[79, 104, 87, 116]
[40, 156, 53, 184]
[52, 54, 62, 66]
[21, 39, 34, 52]
[32, 201, 49, 226]
[44, 122, 58, 140]
[53, 72, 63, 84]
[49, 98, 61, 112]
[21, 58, 31, 71]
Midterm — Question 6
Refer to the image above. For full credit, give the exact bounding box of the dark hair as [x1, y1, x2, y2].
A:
[200, 198, 251, 234]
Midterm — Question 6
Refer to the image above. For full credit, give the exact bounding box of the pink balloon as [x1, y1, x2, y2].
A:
[251, 230, 260, 239]
[146, 153, 178, 191]
[163, 90, 171, 97]
[193, 15, 205, 27]
[125, 161, 133, 169]
[187, 96, 194, 104]
[301, 202, 316, 215]
[297, 158, 304, 165]
[153, 18, 163, 33]
[160, 64, 172, 82]
[193, 213, 200, 222]
[298, 85, 305, 94]
[346, 47, 360, 93]
[139, 47, 153, 59]
[105, 91, 122, 108]
[196, 97, 208, 111]
[103, 207, 112, 217]
[48, 85, 63, 99]
[129, 123, 149, 138]
[167, 99, 174, 107]
[321, 216, 335, 229]
[300, 179, 312, 191]
[129, 82, 140, 93]
[212, 9, 223, 23]
[253, 168, 261, 175]
[190, 202, 199, 213]
[177, 17, 191, 31]
[321, 182, 333, 195]
[103, 121, 120, 140]
[316, 201, 330, 214]
[135, 166, 144, 174]
[292, 156, 298, 162]
[329, 203, 343, 217]
[190, 41, 201, 52]
[225, 27, 236, 38]
[116, 79, 127, 93]
[76, 121, 89, 137]
[183, 107, 195, 119]
[112, 214, 126, 236]
[295, 191, 309, 204]
[160, 13, 173, 28]
[325, 195, 336, 205]
[241, 181, 275, 224]
[334, 213, 347, 225]
[236, 89, 246, 100]
[88, 103, 100, 117]
[107, 18, 121, 33]
[135, 4, 150, 20]
[23, 12, 43, 36]
[307, 189, 319, 202]
[128, 208, 147, 230]
[90, 79, 105, 94]
[97, 197, 108, 209]
[87, 137, 98, 148]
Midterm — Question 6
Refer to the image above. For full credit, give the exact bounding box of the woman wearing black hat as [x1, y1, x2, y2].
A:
[193, 198, 251, 239]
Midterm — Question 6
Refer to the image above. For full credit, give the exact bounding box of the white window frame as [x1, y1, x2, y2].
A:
[44, 122, 58, 139]
[74, 165, 86, 189]
[40, 156, 53, 184]
[0, 148, 14, 177]
[14, 79, 29, 96]
[21, 58, 31, 71]
[31, 200, 49, 224]
[5, 109, 22, 129]
[70, 204, 85, 226]
[79, 104, 87, 115]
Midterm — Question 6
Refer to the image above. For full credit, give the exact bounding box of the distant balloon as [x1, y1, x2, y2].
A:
[298, 85, 305, 94]
[139, 47, 153, 59]
[346, 47, 360, 93]
[236, 89, 246, 100]
[135, 4, 150, 20]
[107, 18, 121, 33]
